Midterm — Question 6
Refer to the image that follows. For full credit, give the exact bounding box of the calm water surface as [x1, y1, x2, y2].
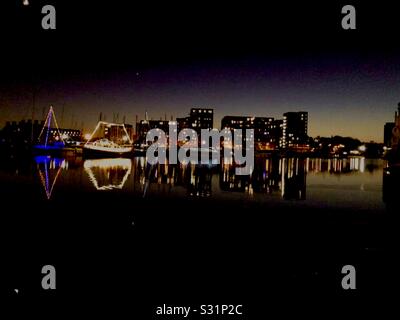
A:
[0, 155, 388, 212]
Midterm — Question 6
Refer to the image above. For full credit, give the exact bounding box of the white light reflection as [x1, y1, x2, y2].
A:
[84, 158, 132, 191]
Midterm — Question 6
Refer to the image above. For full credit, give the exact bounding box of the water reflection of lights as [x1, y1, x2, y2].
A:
[135, 156, 371, 200]
[349, 157, 365, 172]
[35, 156, 66, 200]
[220, 156, 369, 200]
[307, 157, 366, 173]
[360, 157, 365, 173]
[132, 159, 213, 197]
[280, 158, 286, 197]
[29, 154, 380, 202]
[84, 158, 132, 191]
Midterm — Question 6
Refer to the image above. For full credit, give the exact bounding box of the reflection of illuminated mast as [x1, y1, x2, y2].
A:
[31, 89, 35, 143]
[36, 157, 65, 200]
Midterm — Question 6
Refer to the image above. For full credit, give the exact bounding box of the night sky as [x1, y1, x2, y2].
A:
[1, 1, 400, 142]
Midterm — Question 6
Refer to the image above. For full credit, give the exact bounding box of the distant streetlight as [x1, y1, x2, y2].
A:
[358, 145, 366, 152]
[23, 0, 29, 6]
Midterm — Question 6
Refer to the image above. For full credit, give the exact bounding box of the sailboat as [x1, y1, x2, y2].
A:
[33, 105, 65, 154]
[84, 121, 133, 157]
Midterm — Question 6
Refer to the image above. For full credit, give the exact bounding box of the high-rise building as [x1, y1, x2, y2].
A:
[254, 117, 274, 143]
[176, 116, 190, 132]
[282, 112, 308, 149]
[391, 103, 400, 149]
[384, 122, 395, 148]
[1, 119, 81, 144]
[136, 120, 170, 141]
[149, 120, 170, 133]
[190, 108, 213, 133]
[221, 116, 255, 130]
[272, 119, 284, 148]
[2, 120, 45, 144]
[221, 116, 284, 150]
[220, 115, 255, 149]
[135, 120, 150, 141]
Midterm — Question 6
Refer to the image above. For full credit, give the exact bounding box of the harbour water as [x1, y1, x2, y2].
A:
[1, 154, 395, 302]
[0, 155, 388, 212]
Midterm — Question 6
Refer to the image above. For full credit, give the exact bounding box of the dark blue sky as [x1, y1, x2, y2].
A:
[1, 1, 400, 142]
[2, 53, 400, 142]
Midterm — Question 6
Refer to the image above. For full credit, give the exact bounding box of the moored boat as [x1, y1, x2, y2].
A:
[84, 121, 133, 158]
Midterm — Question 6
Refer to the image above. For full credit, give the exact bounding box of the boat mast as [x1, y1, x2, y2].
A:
[31, 88, 36, 143]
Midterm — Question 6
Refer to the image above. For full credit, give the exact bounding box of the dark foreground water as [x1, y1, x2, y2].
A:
[0, 155, 389, 211]
[1, 155, 398, 315]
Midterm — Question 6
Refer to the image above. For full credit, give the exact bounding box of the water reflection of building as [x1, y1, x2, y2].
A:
[219, 156, 306, 200]
[84, 155, 375, 199]
[260, 157, 281, 193]
[33, 154, 376, 201]
[219, 156, 367, 200]
[186, 165, 212, 197]
[220, 163, 252, 193]
[382, 164, 400, 210]
[281, 158, 306, 200]
[307, 157, 365, 174]
[132, 159, 213, 197]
